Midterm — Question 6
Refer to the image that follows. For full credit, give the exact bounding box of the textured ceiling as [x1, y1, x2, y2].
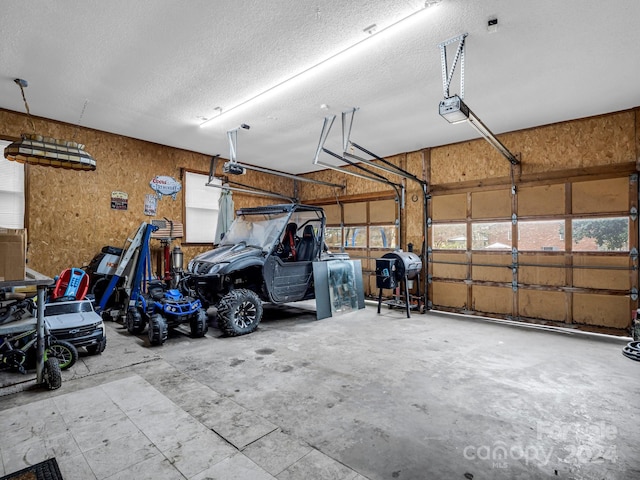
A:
[1, 0, 639, 174]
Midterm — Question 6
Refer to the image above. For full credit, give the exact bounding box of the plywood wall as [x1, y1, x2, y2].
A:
[430, 110, 636, 185]
[1, 109, 293, 277]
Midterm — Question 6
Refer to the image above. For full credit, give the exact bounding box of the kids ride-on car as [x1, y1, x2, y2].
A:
[126, 280, 208, 346]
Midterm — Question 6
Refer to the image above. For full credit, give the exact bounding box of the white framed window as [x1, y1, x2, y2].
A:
[184, 171, 220, 243]
[0, 140, 25, 228]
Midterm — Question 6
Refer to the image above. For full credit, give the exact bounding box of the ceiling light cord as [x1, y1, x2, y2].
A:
[14, 78, 36, 133]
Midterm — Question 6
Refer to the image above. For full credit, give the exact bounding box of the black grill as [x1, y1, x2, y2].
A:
[381, 251, 422, 280]
[50, 323, 101, 341]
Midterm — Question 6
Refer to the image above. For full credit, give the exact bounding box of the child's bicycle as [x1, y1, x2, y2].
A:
[0, 323, 78, 374]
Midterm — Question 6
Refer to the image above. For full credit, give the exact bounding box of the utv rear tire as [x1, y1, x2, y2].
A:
[47, 340, 78, 370]
[190, 309, 208, 338]
[126, 308, 145, 334]
[43, 357, 62, 390]
[148, 314, 168, 346]
[217, 289, 263, 337]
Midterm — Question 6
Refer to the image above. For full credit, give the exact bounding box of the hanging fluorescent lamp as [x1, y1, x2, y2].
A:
[4, 79, 96, 171]
[200, 1, 441, 127]
[438, 94, 519, 166]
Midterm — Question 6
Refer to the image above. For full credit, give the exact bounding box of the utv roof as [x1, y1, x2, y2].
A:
[236, 204, 325, 216]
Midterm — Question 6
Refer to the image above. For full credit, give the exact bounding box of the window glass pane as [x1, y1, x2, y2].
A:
[572, 217, 629, 251]
[185, 172, 219, 243]
[369, 225, 398, 249]
[0, 141, 24, 228]
[432, 223, 466, 250]
[344, 226, 367, 248]
[518, 220, 565, 251]
[472, 222, 512, 250]
[324, 227, 342, 248]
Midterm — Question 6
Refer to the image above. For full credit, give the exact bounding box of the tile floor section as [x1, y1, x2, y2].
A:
[0, 374, 366, 479]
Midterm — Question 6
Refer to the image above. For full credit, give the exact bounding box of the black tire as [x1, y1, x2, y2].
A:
[126, 308, 145, 334]
[217, 289, 263, 337]
[148, 314, 168, 346]
[86, 337, 107, 355]
[43, 357, 62, 390]
[47, 340, 78, 370]
[3, 349, 27, 373]
[190, 309, 209, 338]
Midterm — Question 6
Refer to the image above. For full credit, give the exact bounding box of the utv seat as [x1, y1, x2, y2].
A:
[280, 222, 298, 261]
[296, 225, 316, 262]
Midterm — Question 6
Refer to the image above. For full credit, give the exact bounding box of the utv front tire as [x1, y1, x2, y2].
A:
[148, 314, 168, 346]
[190, 309, 209, 338]
[217, 289, 263, 337]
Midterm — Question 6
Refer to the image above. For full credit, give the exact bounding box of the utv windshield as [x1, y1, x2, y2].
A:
[220, 212, 289, 251]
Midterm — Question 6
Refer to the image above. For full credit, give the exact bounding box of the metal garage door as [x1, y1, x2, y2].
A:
[428, 175, 638, 335]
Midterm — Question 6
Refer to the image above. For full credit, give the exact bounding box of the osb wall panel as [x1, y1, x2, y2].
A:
[472, 285, 512, 314]
[430, 110, 635, 184]
[518, 184, 566, 216]
[572, 256, 630, 290]
[573, 293, 630, 329]
[369, 199, 396, 223]
[431, 193, 466, 221]
[432, 281, 467, 308]
[518, 254, 566, 286]
[432, 252, 467, 279]
[572, 177, 629, 214]
[471, 253, 512, 282]
[471, 189, 511, 219]
[403, 150, 428, 251]
[1, 110, 292, 277]
[430, 137, 513, 185]
[519, 289, 566, 322]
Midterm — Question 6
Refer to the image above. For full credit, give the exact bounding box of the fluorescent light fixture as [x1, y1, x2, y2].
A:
[439, 95, 520, 165]
[201, 4, 440, 127]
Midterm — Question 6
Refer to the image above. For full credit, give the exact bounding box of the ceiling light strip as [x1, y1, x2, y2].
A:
[201, 4, 436, 127]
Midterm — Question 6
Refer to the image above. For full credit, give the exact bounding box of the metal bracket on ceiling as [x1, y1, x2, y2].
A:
[439, 33, 468, 99]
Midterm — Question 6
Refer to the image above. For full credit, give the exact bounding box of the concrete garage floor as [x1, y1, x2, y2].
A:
[0, 303, 639, 480]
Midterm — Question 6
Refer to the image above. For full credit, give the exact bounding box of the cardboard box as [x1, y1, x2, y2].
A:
[0, 228, 27, 281]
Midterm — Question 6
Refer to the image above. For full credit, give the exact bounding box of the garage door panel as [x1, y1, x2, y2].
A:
[432, 282, 467, 308]
[573, 293, 631, 329]
[518, 184, 565, 216]
[432, 252, 467, 279]
[572, 177, 628, 214]
[519, 289, 566, 321]
[472, 253, 512, 282]
[432, 194, 466, 221]
[572, 256, 630, 290]
[517, 254, 566, 286]
[472, 285, 512, 314]
[472, 189, 511, 219]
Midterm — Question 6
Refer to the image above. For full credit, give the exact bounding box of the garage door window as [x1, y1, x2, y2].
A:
[369, 225, 398, 249]
[471, 222, 512, 250]
[344, 226, 367, 248]
[572, 217, 629, 252]
[432, 223, 466, 250]
[518, 220, 565, 252]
